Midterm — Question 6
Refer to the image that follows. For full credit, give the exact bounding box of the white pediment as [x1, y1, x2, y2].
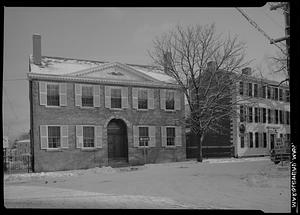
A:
[69, 62, 159, 82]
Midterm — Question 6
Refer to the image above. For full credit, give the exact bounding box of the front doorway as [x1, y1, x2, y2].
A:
[107, 119, 128, 165]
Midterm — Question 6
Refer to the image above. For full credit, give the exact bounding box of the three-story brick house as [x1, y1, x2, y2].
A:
[28, 34, 185, 172]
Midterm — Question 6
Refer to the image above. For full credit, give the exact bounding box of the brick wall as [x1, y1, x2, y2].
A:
[31, 80, 186, 172]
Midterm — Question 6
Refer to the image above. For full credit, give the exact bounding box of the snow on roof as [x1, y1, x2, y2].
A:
[29, 56, 176, 84]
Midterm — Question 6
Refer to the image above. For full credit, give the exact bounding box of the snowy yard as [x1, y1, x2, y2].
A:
[4, 157, 290, 212]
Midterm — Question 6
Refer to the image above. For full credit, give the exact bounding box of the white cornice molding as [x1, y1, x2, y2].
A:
[27, 73, 180, 89]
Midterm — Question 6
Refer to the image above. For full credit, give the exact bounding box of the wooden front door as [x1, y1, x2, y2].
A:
[107, 119, 128, 163]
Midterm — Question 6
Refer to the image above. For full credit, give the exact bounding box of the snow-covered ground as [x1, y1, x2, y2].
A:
[4, 158, 290, 212]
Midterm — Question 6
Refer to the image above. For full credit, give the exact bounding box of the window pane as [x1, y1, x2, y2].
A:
[166, 90, 175, 110]
[255, 132, 259, 148]
[279, 89, 283, 101]
[48, 126, 60, 148]
[240, 105, 244, 122]
[166, 127, 175, 146]
[83, 127, 94, 147]
[47, 84, 60, 106]
[240, 136, 244, 148]
[111, 88, 122, 108]
[82, 86, 94, 107]
[138, 89, 148, 109]
[239, 82, 243, 95]
[139, 127, 149, 146]
[248, 83, 252, 97]
[248, 107, 253, 123]
[254, 84, 258, 97]
[263, 133, 267, 148]
[249, 132, 253, 148]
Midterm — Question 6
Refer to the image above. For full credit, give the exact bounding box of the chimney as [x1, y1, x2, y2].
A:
[242, 67, 252, 75]
[207, 61, 217, 71]
[32, 34, 41, 65]
[163, 51, 172, 74]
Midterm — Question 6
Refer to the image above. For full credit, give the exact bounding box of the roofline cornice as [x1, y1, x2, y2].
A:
[27, 73, 180, 89]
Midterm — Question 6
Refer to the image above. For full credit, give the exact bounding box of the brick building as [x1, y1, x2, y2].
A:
[28, 34, 185, 172]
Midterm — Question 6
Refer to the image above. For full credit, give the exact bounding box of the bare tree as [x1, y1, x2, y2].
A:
[268, 48, 289, 86]
[149, 24, 252, 162]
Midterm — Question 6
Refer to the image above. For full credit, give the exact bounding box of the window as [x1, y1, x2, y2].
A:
[48, 126, 60, 148]
[262, 85, 266, 98]
[83, 126, 94, 147]
[248, 106, 253, 123]
[138, 89, 148, 109]
[255, 132, 259, 148]
[263, 132, 267, 148]
[262, 108, 266, 123]
[47, 84, 59, 106]
[279, 110, 284, 124]
[166, 90, 175, 110]
[111, 88, 122, 108]
[139, 127, 149, 146]
[240, 136, 245, 148]
[166, 127, 175, 146]
[285, 90, 290, 102]
[249, 132, 253, 148]
[248, 83, 252, 97]
[239, 82, 244, 96]
[254, 107, 260, 123]
[267, 109, 272, 124]
[286, 133, 291, 142]
[267, 86, 271, 99]
[240, 105, 245, 122]
[82, 85, 93, 107]
[274, 88, 279, 100]
[254, 84, 258, 97]
[286, 111, 290, 125]
[279, 89, 283, 101]
[275, 109, 279, 124]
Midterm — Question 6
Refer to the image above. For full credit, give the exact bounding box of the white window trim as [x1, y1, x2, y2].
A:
[45, 82, 61, 107]
[81, 84, 95, 108]
[81, 125, 96, 149]
[165, 126, 176, 147]
[137, 125, 150, 148]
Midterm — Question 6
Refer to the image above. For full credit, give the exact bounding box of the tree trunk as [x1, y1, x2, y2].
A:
[197, 134, 204, 162]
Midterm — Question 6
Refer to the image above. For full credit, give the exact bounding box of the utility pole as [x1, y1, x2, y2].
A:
[270, 2, 290, 81]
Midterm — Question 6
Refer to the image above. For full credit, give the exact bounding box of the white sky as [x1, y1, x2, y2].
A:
[3, 5, 287, 140]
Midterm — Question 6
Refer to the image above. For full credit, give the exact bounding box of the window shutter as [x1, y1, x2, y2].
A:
[133, 126, 139, 147]
[75, 84, 82, 107]
[95, 126, 103, 148]
[148, 89, 155, 109]
[61, 125, 68, 148]
[76, 125, 83, 148]
[149, 126, 156, 147]
[160, 89, 166, 110]
[40, 125, 48, 149]
[39, 82, 47, 106]
[175, 126, 182, 146]
[105, 86, 111, 108]
[132, 88, 138, 109]
[93, 85, 101, 107]
[175, 91, 181, 110]
[59, 83, 67, 106]
[121, 87, 128, 108]
[246, 133, 250, 147]
[161, 126, 167, 147]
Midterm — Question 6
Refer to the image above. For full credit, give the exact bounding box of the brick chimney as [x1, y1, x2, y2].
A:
[207, 61, 217, 71]
[32, 34, 41, 65]
[242, 67, 252, 75]
[163, 51, 172, 74]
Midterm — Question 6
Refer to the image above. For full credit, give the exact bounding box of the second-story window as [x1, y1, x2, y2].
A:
[279, 110, 284, 124]
[262, 108, 266, 123]
[247, 106, 253, 123]
[275, 109, 279, 124]
[268, 109, 272, 124]
[254, 107, 260, 123]
[279, 88, 283, 101]
[261, 85, 266, 98]
[286, 111, 290, 125]
[285, 90, 290, 102]
[82, 85, 94, 107]
[239, 82, 244, 96]
[166, 90, 175, 110]
[267, 86, 271, 99]
[240, 105, 245, 122]
[248, 83, 252, 97]
[138, 89, 148, 109]
[47, 84, 60, 106]
[111, 88, 122, 109]
[254, 84, 258, 97]
[274, 88, 279, 100]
